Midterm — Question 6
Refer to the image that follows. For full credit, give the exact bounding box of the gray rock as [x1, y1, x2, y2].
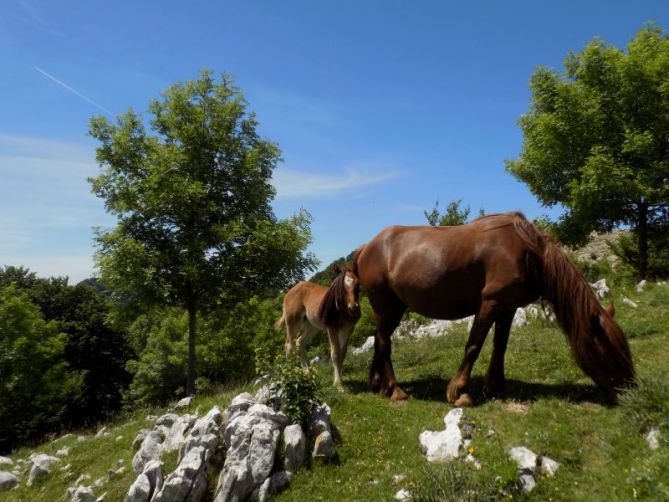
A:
[419, 408, 464, 462]
[283, 424, 306, 471]
[224, 413, 261, 448]
[153, 446, 208, 502]
[312, 430, 336, 462]
[0, 471, 19, 491]
[189, 406, 222, 438]
[96, 426, 109, 438]
[254, 386, 271, 405]
[590, 279, 610, 299]
[132, 430, 165, 473]
[636, 280, 647, 292]
[124, 474, 151, 502]
[622, 297, 638, 308]
[178, 433, 219, 464]
[125, 460, 163, 502]
[57, 446, 70, 457]
[249, 422, 280, 484]
[508, 446, 538, 471]
[352, 336, 375, 355]
[162, 414, 197, 452]
[310, 403, 332, 436]
[248, 403, 290, 428]
[228, 393, 256, 414]
[132, 429, 150, 451]
[395, 488, 411, 500]
[646, 427, 660, 450]
[519, 473, 536, 493]
[174, 396, 193, 410]
[27, 453, 60, 485]
[252, 471, 292, 502]
[540, 456, 560, 477]
[155, 413, 179, 428]
[0, 457, 13, 466]
[71, 485, 97, 502]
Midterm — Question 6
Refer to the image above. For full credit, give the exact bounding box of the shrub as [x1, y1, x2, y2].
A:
[412, 463, 517, 502]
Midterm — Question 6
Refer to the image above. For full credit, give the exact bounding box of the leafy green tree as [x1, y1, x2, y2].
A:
[506, 25, 669, 279]
[0, 268, 132, 424]
[89, 70, 316, 395]
[0, 286, 82, 449]
[424, 199, 482, 226]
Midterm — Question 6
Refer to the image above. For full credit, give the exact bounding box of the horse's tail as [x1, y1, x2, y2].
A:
[274, 312, 285, 332]
[512, 213, 635, 396]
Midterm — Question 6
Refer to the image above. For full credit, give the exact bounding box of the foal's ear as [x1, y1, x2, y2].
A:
[606, 302, 615, 318]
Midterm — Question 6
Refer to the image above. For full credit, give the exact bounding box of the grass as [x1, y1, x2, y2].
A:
[2, 282, 668, 501]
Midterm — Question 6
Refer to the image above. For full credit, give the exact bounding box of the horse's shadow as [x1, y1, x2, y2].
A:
[345, 376, 610, 406]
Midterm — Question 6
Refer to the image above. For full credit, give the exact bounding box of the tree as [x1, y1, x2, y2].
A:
[506, 25, 669, 279]
[0, 286, 82, 449]
[424, 199, 483, 226]
[89, 70, 316, 395]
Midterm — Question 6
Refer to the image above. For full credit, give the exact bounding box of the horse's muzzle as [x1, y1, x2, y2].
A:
[348, 304, 361, 319]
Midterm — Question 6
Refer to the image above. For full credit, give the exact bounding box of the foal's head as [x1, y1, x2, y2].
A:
[318, 264, 361, 326]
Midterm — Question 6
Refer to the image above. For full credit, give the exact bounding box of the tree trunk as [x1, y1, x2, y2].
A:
[187, 304, 197, 396]
[637, 201, 649, 281]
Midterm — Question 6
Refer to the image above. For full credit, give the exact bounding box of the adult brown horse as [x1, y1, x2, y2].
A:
[353, 212, 635, 406]
[275, 265, 361, 387]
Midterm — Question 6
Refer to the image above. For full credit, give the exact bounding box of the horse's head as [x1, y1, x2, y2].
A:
[319, 265, 361, 325]
[341, 267, 361, 319]
[582, 302, 636, 400]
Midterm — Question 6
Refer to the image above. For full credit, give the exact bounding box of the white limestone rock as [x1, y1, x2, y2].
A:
[70, 485, 97, 502]
[310, 403, 332, 436]
[248, 403, 290, 428]
[0, 471, 19, 491]
[646, 427, 660, 450]
[312, 430, 336, 462]
[153, 446, 208, 502]
[509, 446, 537, 471]
[622, 297, 638, 308]
[395, 488, 411, 500]
[282, 424, 306, 471]
[540, 456, 560, 477]
[352, 336, 375, 355]
[132, 430, 165, 473]
[590, 279, 610, 299]
[162, 414, 197, 452]
[419, 408, 464, 462]
[27, 453, 60, 485]
[0, 457, 13, 466]
[173, 396, 193, 410]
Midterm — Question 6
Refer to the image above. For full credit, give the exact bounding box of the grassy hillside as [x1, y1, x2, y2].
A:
[3, 281, 668, 501]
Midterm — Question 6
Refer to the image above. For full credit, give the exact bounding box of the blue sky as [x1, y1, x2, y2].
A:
[1, 1, 667, 282]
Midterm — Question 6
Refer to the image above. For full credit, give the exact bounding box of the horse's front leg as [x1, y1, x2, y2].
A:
[485, 310, 515, 396]
[327, 328, 344, 388]
[447, 303, 496, 406]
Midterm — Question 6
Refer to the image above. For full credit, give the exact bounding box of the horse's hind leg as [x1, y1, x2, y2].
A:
[447, 301, 496, 406]
[485, 309, 515, 396]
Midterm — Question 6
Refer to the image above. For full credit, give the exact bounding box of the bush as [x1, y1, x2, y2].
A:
[259, 353, 323, 429]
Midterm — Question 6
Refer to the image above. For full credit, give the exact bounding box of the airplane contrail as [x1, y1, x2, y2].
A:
[34, 66, 114, 116]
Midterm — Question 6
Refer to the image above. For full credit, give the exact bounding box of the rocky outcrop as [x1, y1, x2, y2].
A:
[508, 446, 560, 493]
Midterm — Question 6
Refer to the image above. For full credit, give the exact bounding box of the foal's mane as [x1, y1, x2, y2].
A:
[317, 268, 348, 327]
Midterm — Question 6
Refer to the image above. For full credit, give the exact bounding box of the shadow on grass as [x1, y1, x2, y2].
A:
[344, 376, 610, 406]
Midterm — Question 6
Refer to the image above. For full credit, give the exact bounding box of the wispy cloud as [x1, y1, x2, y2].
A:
[34, 67, 114, 116]
[0, 133, 109, 282]
[273, 166, 398, 198]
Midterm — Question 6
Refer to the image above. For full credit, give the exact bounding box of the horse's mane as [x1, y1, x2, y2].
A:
[512, 213, 634, 388]
[317, 269, 348, 327]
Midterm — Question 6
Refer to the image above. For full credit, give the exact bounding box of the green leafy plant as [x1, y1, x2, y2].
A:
[266, 356, 323, 429]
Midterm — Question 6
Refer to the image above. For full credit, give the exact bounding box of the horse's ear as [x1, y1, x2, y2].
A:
[606, 302, 615, 318]
[332, 264, 342, 276]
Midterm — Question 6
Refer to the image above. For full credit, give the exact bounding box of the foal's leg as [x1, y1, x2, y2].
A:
[485, 309, 515, 396]
[296, 323, 317, 369]
[447, 301, 497, 406]
[327, 328, 345, 388]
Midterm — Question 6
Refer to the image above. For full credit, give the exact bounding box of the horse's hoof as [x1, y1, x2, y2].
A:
[390, 386, 409, 401]
[453, 394, 474, 407]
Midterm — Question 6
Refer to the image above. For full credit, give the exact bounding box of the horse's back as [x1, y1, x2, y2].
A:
[357, 213, 537, 318]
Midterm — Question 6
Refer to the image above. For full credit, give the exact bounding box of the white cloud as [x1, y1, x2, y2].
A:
[273, 166, 398, 198]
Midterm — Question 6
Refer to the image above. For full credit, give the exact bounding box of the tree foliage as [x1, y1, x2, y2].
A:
[89, 70, 316, 394]
[0, 286, 82, 449]
[506, 25, 669, 278]
[424, 199, 482, 226]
